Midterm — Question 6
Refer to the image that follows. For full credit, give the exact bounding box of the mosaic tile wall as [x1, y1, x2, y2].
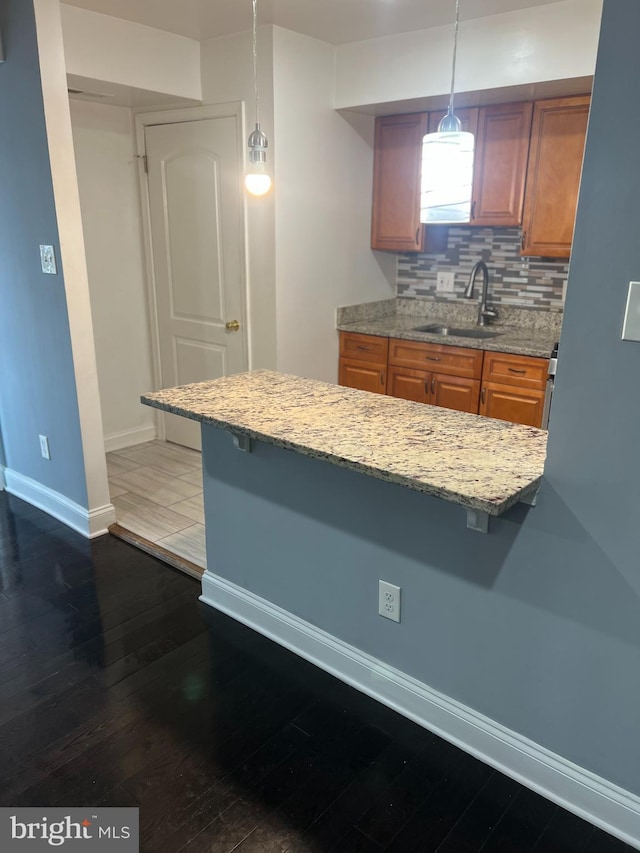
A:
[397, 227, 568, 312]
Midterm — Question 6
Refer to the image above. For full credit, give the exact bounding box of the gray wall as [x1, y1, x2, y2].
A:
[0, 0, 87, 505]
[202, 0, 640, 796]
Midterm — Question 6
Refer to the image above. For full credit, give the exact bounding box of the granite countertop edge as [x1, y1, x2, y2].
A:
[141, 371, 546, 518]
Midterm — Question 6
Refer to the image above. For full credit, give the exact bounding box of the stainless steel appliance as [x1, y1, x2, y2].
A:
[542, 342, 558, 429]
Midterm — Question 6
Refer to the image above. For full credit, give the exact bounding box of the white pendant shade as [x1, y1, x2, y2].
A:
[420, 129, 475, 224]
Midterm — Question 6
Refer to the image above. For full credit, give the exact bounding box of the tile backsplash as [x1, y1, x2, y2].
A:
[397, 227, 568, 312]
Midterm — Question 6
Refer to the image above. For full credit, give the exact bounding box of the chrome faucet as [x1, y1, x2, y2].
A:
[464, 261, 498, 327]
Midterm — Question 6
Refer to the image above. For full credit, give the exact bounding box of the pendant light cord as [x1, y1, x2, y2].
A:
[448, 0, 462, 116]
[252, 0, 260, 126]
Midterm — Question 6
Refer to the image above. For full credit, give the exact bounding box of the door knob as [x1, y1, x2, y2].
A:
[225, 320, 240, 332]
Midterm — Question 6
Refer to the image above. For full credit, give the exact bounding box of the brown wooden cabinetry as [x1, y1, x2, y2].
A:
[371, 113, 427, 252]
[521, 95, 591, 258]
[480, 352, 548, 427]
[471, 102, 533, 227]
[338, 332, 388, 394]
[387, 338, 482, 415]
[339, 332, 549, 427]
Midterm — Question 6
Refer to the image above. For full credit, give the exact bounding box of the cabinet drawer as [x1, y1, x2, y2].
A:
[482, 351, 548, 390]
[339, 358, 387, 394]
[480, 382, 545, 428]
[389, 339, 483, 380]
[339, 332, 389, 365]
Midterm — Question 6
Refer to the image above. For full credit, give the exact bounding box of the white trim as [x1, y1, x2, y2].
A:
[201, 571, 640, 850]
[133, 103, 249, 444]
[104, 424, 157, 453]
[0, 464, 5, 491]
[4, 469, 115, 539]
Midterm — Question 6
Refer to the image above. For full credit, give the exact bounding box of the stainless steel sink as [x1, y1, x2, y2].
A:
[413, 324, 501, 340]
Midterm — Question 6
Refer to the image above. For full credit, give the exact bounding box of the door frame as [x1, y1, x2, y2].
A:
[134, 102, 249, 441]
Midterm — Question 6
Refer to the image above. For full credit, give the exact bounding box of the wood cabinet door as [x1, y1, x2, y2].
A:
[339, 358, 387, 394]
[521, 95, 591, 258]
[480, 382, 545, 427]
[471, 102, 533, 227]
[371, 113, 428, 252]
[432, 375, 481, 414]
[387, 366, 430, 403]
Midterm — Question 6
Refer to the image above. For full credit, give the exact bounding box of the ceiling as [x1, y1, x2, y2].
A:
[63, 0, 565, 45]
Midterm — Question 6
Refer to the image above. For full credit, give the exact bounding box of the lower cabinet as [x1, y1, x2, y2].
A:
[387, 366, 480, 413]
[479, 382, 545, 427]
[339, 331, 548, 427]
[339, 357, 387, 394]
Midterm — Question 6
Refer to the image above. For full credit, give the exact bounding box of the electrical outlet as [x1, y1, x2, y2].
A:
[436, 271, 455, 293]
[40, 245, 57, 275]
[378, 580, 401, 623]
[39, 435, 51, 460]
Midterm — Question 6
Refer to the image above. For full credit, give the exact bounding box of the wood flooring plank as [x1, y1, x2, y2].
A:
[478, 785, 557, 852]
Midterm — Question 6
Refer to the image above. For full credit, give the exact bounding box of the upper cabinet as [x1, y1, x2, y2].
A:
[370, 94, 590, 259]
[371, 113, 428, 252]
[521, 95, 591, 259]
[470, 102, 533, 227]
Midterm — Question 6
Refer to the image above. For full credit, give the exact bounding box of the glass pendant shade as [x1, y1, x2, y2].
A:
[420, 124, 475, 224]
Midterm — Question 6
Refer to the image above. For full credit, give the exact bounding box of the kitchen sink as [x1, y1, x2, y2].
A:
[413, 324, 501, 340]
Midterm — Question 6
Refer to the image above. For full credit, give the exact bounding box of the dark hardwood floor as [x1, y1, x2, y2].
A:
[0, 491, 633, 852]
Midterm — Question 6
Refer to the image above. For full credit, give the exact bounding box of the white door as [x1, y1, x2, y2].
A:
[145, 116, 247, 450]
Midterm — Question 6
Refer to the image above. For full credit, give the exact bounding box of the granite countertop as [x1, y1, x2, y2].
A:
[337, 314, 557, 359]
[142, 370, 546, 518]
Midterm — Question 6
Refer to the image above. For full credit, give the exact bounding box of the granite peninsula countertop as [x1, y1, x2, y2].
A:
[337, 314, 558, 359]
[142, 370, 547, 518]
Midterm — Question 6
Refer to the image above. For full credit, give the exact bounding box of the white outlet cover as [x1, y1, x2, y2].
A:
[436, 271, 455, 293]
[378, 580, 401, 623]
[40, 245, 57, 275]
[622, 281, 640, 342]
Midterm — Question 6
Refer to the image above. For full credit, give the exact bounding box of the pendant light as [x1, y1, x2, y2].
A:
[245, 0, 272, 196]
[420, 0, 474, 224]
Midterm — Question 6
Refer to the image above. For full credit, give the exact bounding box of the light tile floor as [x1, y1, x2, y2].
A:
[106, 440, 206, 569]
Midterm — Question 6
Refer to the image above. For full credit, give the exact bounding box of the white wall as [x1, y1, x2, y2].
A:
[272, 26, 395, 382]
[336, 0, 602, 109]
[33, 0, 114, 534]
[70, 99, 156, 451]
[200, 29, 277, 373]
[60, 4, 202, 102]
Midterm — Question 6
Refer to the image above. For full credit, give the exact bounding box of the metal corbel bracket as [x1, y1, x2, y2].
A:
[230, 431, 253, 453]
[466, 508, 490, 533]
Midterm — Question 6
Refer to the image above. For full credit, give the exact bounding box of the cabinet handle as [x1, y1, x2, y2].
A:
[356, 345, 370, 352]
[425, 356, 441, 362]
[424, 380, 429, 396]
[521, 230, 527, 251]
[380, 369, 385, 386]
[508, 367, 527, 374]
[431, 377, 436, 394]
[471, 200, 476, 220]
[481, 387, 486, 405]
[415, 226, 421, 245]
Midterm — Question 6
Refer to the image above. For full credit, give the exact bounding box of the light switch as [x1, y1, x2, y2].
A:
[40, 245, 57, 275]
[622, 281, 640, 342]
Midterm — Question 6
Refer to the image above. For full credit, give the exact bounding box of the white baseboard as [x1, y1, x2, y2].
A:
[201, 571, 640, 850]
[104, 424, 156, 453]
[4, 468, 116, 538]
